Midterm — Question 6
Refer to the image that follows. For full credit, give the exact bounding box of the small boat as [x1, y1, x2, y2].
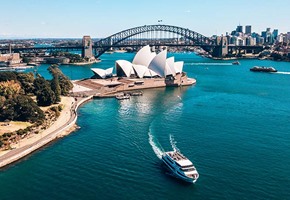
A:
[162, 150, 199, 183]
[127, 91, 143, 96]
[250, 66, 277, 73]
[115, 93, 130, 100]
[27, 62, 40, 66]
[232, 61, 240, 65]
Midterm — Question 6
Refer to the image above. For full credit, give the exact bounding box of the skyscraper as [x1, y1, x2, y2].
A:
[245, 25, 252, 35]
[236, 25, 243, 33]
[273, 29, 278, 39]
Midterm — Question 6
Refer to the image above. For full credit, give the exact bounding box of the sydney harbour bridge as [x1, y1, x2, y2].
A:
[0, 24, 264, 58]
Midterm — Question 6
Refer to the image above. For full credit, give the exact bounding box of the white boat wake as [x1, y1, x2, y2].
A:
[169, 134, 179, 152]
[275, 71, 290, 75]
[148, 127, 164, 160]
[186, 63, 232, 66]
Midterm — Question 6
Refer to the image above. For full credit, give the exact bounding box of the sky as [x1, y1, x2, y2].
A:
[1, 0, 289, 39]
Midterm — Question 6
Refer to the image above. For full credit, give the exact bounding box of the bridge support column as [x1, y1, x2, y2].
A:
[212, 36, 228, 58]
[82, 36, 93, 58]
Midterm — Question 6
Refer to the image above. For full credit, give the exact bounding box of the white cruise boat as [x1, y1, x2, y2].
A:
[162, 150, 199, 183]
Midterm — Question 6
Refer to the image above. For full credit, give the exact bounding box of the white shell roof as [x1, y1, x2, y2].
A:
[148, 49, 168, 77]
[114, 46, 184, 78]
[91, 68, 112, 79]
[116, 60, 133, 77]
[166, 57, 176, 76]
[105, 67, 113, 75]
[132, 45, 156, 67]
[132, 64, 147, 78]
[174, 61, 184, 74]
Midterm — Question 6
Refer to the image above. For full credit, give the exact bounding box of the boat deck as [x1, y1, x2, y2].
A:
[168, 151, 186, 161]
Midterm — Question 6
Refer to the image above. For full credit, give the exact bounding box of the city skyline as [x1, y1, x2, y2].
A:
[1, 0, 290, 39]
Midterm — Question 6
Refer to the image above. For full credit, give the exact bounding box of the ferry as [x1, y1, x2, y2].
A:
[162, 150, 199, 183]
[250, 66, 277, 73]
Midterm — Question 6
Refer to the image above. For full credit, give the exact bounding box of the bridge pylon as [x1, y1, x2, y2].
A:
[212, 36, 228, 57]
[82, 36, 93, 58]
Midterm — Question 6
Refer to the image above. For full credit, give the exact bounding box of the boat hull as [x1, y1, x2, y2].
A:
[161, 155, 197, 183]
[250, 66, 277, 72]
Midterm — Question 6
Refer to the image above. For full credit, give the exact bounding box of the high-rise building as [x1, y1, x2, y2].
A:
[261, 31, 267, 40]
[273, 29, 278, 39]
[277, 34, 285, 43]
[256, 37, 264, 45]
[82, 36, 93, 58]
[287, 32, 290, 41]
[236, 25, 243, 33]
[246, 36, 256, 46]
[245, 25, 252, 35]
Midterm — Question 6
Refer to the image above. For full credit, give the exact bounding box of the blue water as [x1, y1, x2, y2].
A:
[1, 53, 290, 200]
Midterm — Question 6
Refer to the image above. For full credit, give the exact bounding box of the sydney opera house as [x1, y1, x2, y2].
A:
[86, 45, 195, 93]
[91, 45, 184, 80]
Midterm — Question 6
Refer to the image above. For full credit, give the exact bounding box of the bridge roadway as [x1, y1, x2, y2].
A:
[0, 44, 215, 52]
[0, 44, 263, 52]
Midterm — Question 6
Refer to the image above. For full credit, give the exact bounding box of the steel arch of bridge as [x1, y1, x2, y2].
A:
[94, 24, 215, 57]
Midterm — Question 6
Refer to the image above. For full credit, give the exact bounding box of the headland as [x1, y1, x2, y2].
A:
[0, 96, 92, 168]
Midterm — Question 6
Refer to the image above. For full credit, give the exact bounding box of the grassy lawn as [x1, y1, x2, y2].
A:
[0, 121, 32, 136]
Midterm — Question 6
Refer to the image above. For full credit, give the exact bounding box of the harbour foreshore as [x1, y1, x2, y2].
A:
[0, 74, 196, 169]
[0, 95, 93, 169]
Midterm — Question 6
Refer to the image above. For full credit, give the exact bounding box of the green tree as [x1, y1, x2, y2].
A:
[48, 65, 61, 102]
[33, 75, 48, 95]
[0, 71, 18, 82]
[48, 65, 73, 96]
[34, 75, 56, 106]
[36, 85, 56, 106]
[0, 80, 22, 99]
[17, 72, 35, 95]
[50, 74, 61, 103]
[0, 95, 44, 122]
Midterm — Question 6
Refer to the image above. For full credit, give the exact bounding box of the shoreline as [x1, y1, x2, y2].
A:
[70, 59, 101, 66]
[0, 74, 195, 169]
[0, 95, 93, 169]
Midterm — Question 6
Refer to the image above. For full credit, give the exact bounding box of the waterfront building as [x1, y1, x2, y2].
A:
[0, 53, 21, 65]
[229, 36, 237, 45]
[91, 45, 183, 79]
[246, 36, 256, 46]
[237, 37, 245, 46]
[256, 37, 265, 45]
[245, 25, 252, 35]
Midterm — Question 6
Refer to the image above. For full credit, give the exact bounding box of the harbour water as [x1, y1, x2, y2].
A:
[1, 53, 290, 199]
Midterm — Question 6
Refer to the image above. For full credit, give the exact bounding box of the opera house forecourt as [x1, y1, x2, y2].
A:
[76, 45, 196, 97]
